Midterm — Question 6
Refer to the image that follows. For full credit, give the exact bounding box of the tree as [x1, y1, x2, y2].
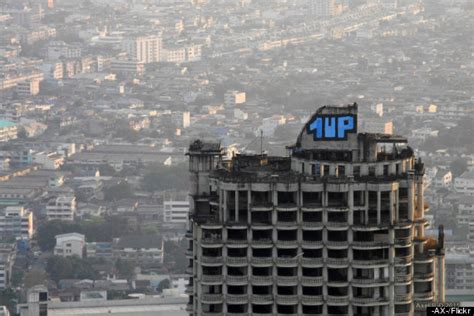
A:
[36, 220, 82, 251]
[157, 279, 170, 293]
[46, 256, 98, 283]
[450, 158, 468, 177]
[0, 289, 17, 315]
[115, 258, 135, 280]
[104, 182, 133, 201]
[141, 164, 188, 192]
[24, 268, 47, 288]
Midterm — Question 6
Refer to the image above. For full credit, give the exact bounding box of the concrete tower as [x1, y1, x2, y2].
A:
[186, 104, 444, 316]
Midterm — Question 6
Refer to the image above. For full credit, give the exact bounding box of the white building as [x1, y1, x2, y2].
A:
[0, 206, 34, 239]
[110, 59, 145, 74]
[311, 0, 336, 17]
[432, 169, 452, 189]
[224, 90, 246, 107]
[0, 243, 16, 290]
[454, 171, 474, 196]
[164, 200, 189, 224]
[182, 112, 191, 129]
[47, 41, 82, 60]
[54, 233, 85, 258]
[0, 121, 17, 143]
[122, 35, 162, 64]
[46, 196, 76, 221]
[457, 196, 474, 227]
[0, 306, 10, 316]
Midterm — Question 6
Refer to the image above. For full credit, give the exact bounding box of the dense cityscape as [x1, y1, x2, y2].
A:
[0, 0, 472, 315]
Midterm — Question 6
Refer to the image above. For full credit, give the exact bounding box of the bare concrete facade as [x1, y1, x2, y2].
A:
[186, 104, 445, 316]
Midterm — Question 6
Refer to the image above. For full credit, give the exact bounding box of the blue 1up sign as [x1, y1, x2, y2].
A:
[307, 114, 357, 141]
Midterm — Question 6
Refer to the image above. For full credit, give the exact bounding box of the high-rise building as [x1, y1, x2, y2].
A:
[121, 35, 162, 64]
[186, 104, 445, 316]
[310, 0, 336, 17]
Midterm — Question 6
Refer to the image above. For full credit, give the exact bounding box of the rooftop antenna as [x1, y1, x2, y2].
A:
[260, 130, 263, 156]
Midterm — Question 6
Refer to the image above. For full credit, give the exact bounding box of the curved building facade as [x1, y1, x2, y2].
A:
[186, 104, 445, 316]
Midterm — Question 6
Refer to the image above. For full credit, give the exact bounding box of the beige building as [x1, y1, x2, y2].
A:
[0, 206, 33, 239]
[0, 121, 17, 143]
[122, 35, 162, 64]
[186, 104, 445, 316]
[46, 195, 76, 221]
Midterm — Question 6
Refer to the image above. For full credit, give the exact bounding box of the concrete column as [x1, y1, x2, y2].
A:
[408, 178, 415, 222]
[348, 182, 354, 226]
[235, 190, 239, 222]
[388, 229, 395, 316]
[365, 190, 369, 224]
[223, 190, 228, 222]
[247, 189, 251, 225]
[389, 190, 394, 225]
[377, 191, 381, 225]
[416, 177, 425, 237]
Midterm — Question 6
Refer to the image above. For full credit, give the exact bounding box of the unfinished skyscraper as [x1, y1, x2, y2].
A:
[186, 104, 445, 316]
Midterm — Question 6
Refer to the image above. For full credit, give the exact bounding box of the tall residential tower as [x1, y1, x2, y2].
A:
[186, 104, 445, 316]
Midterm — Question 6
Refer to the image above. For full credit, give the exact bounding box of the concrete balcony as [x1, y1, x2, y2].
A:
[276, 240, 298, 248]
[201, 222, 223, 229]
[325, 221, 349, 230]
[186, 304, 193, 312]
[226, 239, 248, 247]
[226, 257, 248, 266]
[185, 249, 194, 258]
[201, 275, 223, 284]
[276, 221, 298, 228]
[301, 295, 323, 305]
[201, 237, 223, 247]
[252, 294, 273, 304]
[226, 294, 248, 304]
[301, 257, 324, 267]
[226, 275, 248, 285]
[251, 202, 274, 212]
[326, 295, 349, 305]
[395, 293, 413, 302]
[201, 312, 223, 316]
[352, 258, 389, 267]
[414, 292, 435, 300]
[352, 277, 390, 287]
[276, 203, 298, 212]
[252, 239, 273, 247]
[276, 295, 298, 305]
[302, 240, 323, 248]
[325, 240, 349, 248]
[301, 221, 324, 230]
[394, 255, 413, 265]
[201, 256, 224, 265]
[251, 257, 273, 266]
[275, 257, 298, 266]
[185, 230, 193, 239]
[201, 293, 224, 304]
[352, 297, 389, 306]
[326, 257, 350, 267]
[327, 280, 349, 287]
[395, 237, 412, 247]
[352, 241, 389, 249]
[326, 206, 349, 212]
[414, 272, 435, 281]
[414, 254, 434, 263]
[185, 267, 193, 274]
[395, 274, 413, 283]
[252, 222, 273, 230]
[301, 276, 324, 286]
[353, 223, 390, 231]
[251, 275, 273, 285]
[301, 203, 323, 212]
[277, 276, 298, 285]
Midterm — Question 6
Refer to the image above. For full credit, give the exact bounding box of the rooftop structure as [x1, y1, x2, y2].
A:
[186, 104, 445, 316]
